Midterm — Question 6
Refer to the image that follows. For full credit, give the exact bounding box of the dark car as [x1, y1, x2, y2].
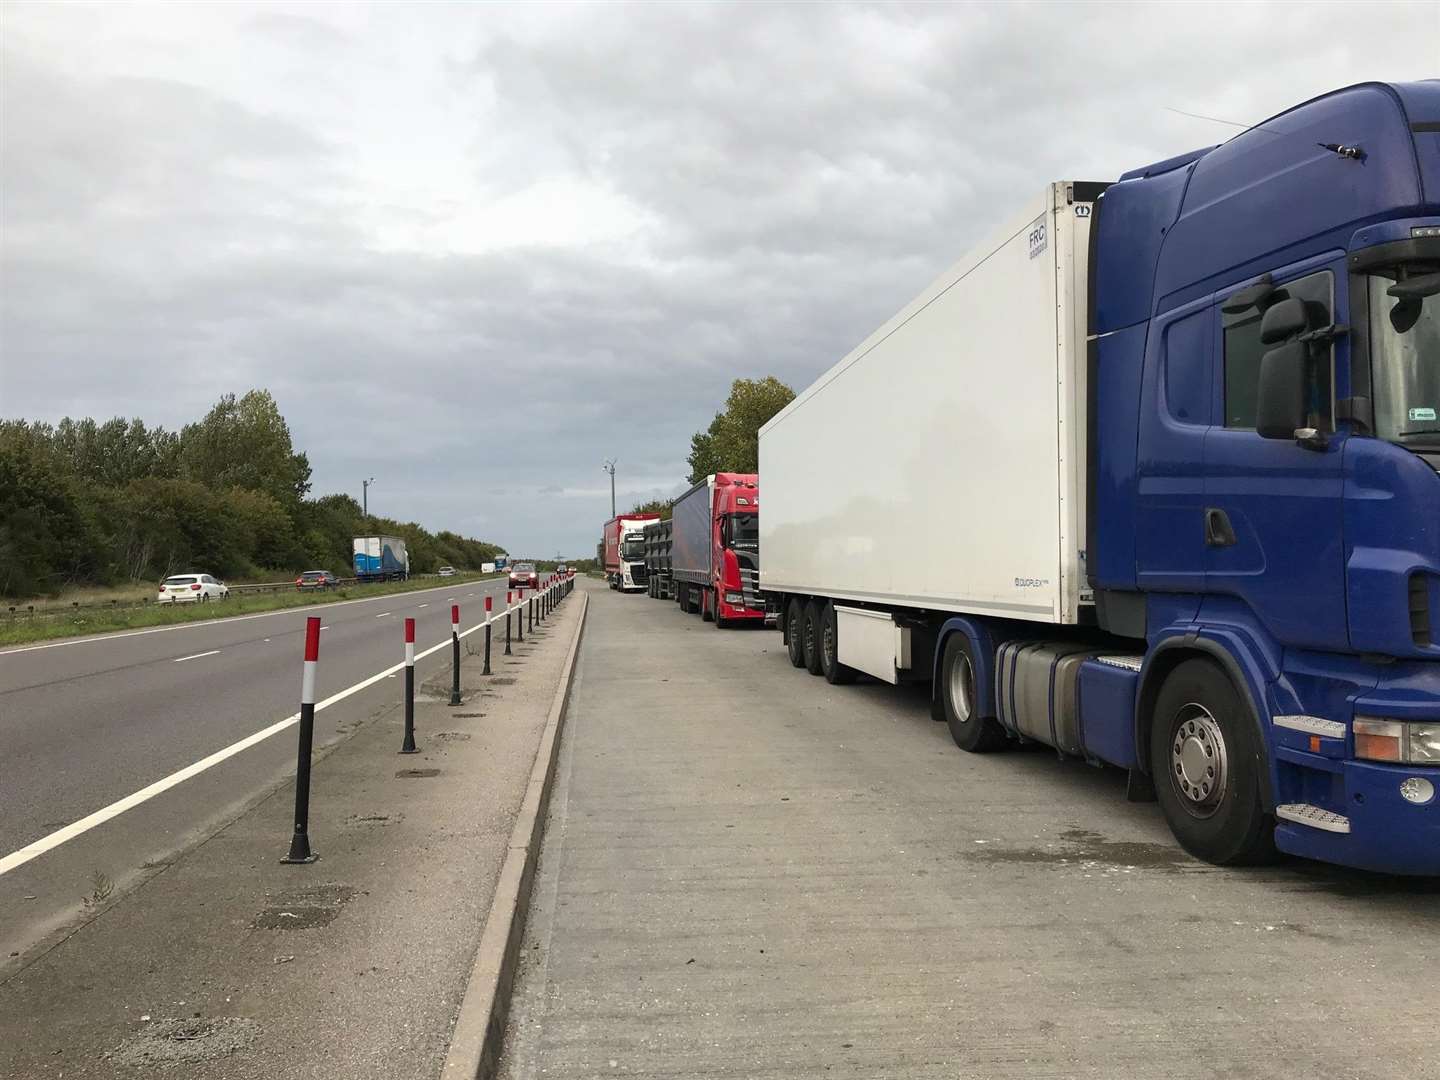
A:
[296, 569, 340, 590]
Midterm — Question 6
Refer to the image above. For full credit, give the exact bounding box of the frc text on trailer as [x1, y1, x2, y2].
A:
[760, 81, 1439, 876]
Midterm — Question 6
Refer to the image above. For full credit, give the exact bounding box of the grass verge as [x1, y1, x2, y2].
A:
[0, 574, 502, 648]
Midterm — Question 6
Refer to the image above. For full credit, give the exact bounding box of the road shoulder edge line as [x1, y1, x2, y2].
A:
[440, 589, 589, 1080]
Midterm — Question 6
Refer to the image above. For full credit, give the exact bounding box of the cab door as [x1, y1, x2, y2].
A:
[1202, 256, 1349, 650]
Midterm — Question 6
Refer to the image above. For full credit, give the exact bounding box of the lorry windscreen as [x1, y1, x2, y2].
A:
[726, 514, 759, 546]
[1369, 271, 1440, 452]
[620, 538, 645, 559]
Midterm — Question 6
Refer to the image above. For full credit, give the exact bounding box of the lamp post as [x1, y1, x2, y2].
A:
[363, 477, 375, 519]
[602, 459, 616, 517]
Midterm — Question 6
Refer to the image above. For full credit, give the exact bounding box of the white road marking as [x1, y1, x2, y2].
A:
[320, 625, 330, 631]
[417, 603, 428, 608]
[0, 617, 494, 877]
[0, 578, 500, 656]
[375, 612, 390, 618]
[173, 650, 220, 663]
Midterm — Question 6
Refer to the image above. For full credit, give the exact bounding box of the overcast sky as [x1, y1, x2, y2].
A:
[2, 1, 1436, 557]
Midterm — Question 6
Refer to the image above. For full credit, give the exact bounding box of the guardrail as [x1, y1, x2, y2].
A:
[4, 571, 490, 622]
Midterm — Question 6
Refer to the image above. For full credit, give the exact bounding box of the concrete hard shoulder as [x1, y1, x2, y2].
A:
[0, 586, 584, 1080]
[497, 583, 1440, 1080]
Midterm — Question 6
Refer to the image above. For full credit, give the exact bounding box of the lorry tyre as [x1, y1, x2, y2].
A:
[802, 600, 825, 676]
[701, 589, 714, 622]
[713, 591, 728, 629]
[786, 599, 807, 668]
[1149, 659, 1276, 866]
[941, 634, 1005, 752]
[820, 603, 856, 685]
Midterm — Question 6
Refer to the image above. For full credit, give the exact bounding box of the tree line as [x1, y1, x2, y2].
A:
[0, 390, 504, 598]
[626, 375, 795, 519]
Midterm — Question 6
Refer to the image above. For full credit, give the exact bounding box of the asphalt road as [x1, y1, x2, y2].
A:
[0, 575, 531, 963]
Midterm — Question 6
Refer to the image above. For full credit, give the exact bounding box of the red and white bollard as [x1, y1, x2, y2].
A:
[401, 616, 418, 753]
[282, 616, 322, 864]
[449, 604, 462, 706]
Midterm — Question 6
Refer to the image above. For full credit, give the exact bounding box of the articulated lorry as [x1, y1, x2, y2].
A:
[760, 81, 1440, 875]
[644, 518, 674, 600]
[352, 535, 410, 583]
[672, 473, 767, 627]
[603, 513, 659, 591]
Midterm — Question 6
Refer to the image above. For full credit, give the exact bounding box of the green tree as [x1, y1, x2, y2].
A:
[685, 376, 795, 484]
[180, 390, 311, 504]
[0, 436, 97, 595]
[627, 498, 673, 519]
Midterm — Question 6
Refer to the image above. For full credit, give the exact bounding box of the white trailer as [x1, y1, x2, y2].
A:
[759, 182, 1095, 683]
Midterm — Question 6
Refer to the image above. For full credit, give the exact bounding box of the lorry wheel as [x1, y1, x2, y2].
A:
[820, 603, 856, 684]
[941, 634, 1005, 752]
[713, 592, 728, 629]
[701, 589, 714, 622]
[1150, 659, 1276, 866]
[785, 599, 806, 668]
[802, 600, 824, 675]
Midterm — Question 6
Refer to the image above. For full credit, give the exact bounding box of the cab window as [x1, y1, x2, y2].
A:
[1222, 269, 1334, 431]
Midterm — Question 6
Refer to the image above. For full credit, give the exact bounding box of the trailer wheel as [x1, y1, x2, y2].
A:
[941, 634, 1005, 752]
[1150, 659, 1275, 866]
[819, 603, 856, 684]
[802, 600, 824, 675]
[785, 599, 806, 668]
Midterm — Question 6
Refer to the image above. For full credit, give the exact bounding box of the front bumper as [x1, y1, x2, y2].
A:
[1275, 758, 1440, 876]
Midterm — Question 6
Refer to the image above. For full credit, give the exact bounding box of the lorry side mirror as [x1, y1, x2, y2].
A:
[1259, 297, 1309, 344]
[1255, 341, 1309, 439]
[1221, 275, 1275, 315]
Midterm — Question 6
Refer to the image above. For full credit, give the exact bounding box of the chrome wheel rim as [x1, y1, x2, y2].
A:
[948, 652, 974, 723]
[1170, 703, 1229, 817]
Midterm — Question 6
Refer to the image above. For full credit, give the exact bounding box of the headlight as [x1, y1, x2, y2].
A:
[725, 592, 743, 604]
[1354, 717, 1440, 764]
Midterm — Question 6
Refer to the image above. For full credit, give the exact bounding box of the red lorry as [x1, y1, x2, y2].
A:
[671, 473, 766, 627]
[603, 513, 660, 591]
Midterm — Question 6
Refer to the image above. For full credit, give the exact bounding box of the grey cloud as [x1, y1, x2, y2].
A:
[2, 2, 1437, 556]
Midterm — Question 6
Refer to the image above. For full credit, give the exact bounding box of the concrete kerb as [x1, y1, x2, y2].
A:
[441, 588, 589, 1080]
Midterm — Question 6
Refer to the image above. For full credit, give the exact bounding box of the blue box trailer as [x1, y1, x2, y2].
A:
[352, 535, 410, 582]
[762, 81, 1440, 875]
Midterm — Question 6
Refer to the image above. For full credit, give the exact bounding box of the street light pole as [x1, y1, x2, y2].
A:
[602, 459, 616, 517]
[363, 476, 376, 519]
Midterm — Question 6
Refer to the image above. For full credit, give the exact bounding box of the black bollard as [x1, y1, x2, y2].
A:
[483, 595, 493, 675]
[282, 617, 322, 863]
[505, 590, 513, 655]
[401, 616, 418, 753]
[517, 589, 525, 642]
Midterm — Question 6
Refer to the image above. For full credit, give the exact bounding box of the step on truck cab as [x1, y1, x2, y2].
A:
[672, 473, 766, 627]
[604, 513, 659, 592]
[760, 81, 1439, 875]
